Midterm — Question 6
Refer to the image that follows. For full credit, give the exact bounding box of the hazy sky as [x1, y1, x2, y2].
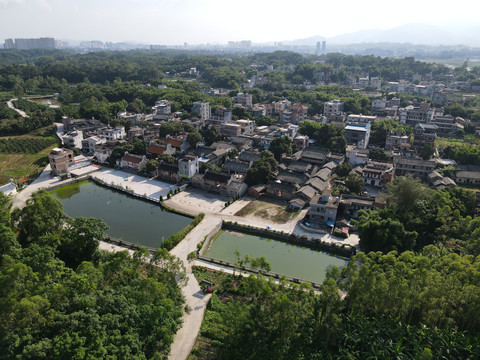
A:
[0, 0, 479, 45]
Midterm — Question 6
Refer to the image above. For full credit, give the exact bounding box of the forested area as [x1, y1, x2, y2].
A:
[0, 191, 185, 359]
[1, 49, 478, 132]
[355, 175, 480, 254]
[190, 263, 480, 360]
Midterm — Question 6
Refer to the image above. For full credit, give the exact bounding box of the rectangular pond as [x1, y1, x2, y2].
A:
[205, 230, 349, 284]
[50, 180, 192, 249]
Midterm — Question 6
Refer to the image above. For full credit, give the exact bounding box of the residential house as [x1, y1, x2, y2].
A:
[152, 100, 171, 115]
[281, 104, 308, 124]
[94, 141, 119, 164]
[127, 126, 145, 139]
[192, 170, 247, 196]
[347, 114, 377, 124]
[431, 114, 463, 134]
[341, 194, 375, 219]
[178, 155, 199, 180]
[265, 181, 299, 201]
[117, 152, 147, 171]
[49, 148, 74, 176]
[97, 126, 126, 141]
[301, 148, 329, 165]
[192, 102, 211, 121]
[323, 99, 344, 117]
[385, 133, 409, 151]
[427, 170, 456, 190]
[413, 123, 437, 150]
[81, 136, 106, 155]
[344, 123, 371, 149]
[210, 107, 232, 123]
[146, 143, 176, 158]
[222, 159, 251, 175]
[289, 185, 317, 211]
[238, 150, 262, 164]
[454, 165, 480, 186]
[164, 135, 189, 153]
[233, 93, 253, 107]
[346, 145, 369, 166]
[361, 161, 395, 188]
[62, 130, 83, 149]
[309, 190, 340, 227]
[394, 157, 437, 179]
[156, 161, 179, 183]
[398, 103, 434, 126]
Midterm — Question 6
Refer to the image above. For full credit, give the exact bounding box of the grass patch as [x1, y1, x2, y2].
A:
[236, 199, 299, 224]
[235, 201, 258, 216]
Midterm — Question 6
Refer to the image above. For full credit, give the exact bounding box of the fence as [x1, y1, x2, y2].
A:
[222, 222, 355, 258]
[102, 236, 157, 255]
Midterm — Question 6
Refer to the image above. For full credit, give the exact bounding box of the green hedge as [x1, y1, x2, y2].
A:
[161, 213, 205, 250]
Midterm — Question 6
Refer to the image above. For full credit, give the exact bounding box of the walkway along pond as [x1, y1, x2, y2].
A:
[50, 180, 192, 249]
[198, 222, 354, 286]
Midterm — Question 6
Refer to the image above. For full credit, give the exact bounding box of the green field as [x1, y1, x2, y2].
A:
[0, 133, 58, 185]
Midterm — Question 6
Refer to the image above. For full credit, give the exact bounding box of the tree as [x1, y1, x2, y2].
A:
[345, 173, 364, 194]
[356, 209, 417, 252]
[226, 148, 239, 159]
[385, 175, 431, 212]
[186, 130, 203, 147]
[145, 159, 158, 173]
[0, 192, 12, 227]
[16, 190, 64, 243]
[245, 151, 278, 186]
[420, 143, 434, 160]
[201, 125, 224, 145]
[58, 217, 109, 268]
[369, 118, 410, 147]
[126, 98, 147, 114]
[268, 136, 296, 160]
[369, 147, 391, 161]
[327, 135, 347, 154]
[335, 163, 352, 178]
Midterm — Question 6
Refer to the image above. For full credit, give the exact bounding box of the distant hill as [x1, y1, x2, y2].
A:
[285, 23, 480, 47]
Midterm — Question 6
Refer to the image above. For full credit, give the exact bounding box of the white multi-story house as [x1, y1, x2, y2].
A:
[62, 130, 83, 149]
[97, 126, 125, 141]
[233, 93, 253, 107]
[323, 99, 344, 117]
[81, 136, 106, 154]
[191, 102, 211, 121]
[152, 99, 171, 115]
[178, 155, 199, 180]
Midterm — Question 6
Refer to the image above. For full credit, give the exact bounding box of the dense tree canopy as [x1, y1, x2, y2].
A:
[0, 191, 185, 359]
[245, 151, 278, 186]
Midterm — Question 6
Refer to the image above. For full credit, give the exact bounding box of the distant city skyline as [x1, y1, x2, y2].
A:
[1, 0, 479, 46]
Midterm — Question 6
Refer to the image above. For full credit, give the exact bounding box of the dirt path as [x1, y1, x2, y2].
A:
[6, 98, 29, 118]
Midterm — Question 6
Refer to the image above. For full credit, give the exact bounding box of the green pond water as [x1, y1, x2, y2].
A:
[205, 231, 349, 283]
[50, 180, 192, 248]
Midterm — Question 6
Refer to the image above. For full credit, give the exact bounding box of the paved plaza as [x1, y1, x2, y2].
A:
[92, 168, 179, 199]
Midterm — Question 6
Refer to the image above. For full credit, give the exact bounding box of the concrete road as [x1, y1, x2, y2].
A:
[168, 215, 222, 360]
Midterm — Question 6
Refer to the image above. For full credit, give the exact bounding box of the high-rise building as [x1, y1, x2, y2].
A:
[322, 41, 326, 52]
[316, 42, 321, 55]
[4, 37, 55, 50]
